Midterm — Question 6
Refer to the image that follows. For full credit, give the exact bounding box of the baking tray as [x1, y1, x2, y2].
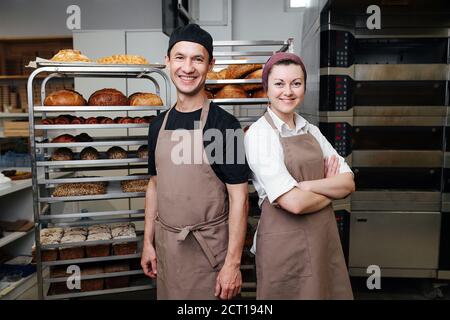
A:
[39, 180, 146, 202]
[29, 59, 166, 69]
[41, 253, 142, 267]
[35, 123, 151, 130]
[33, 105, 167, 112]
[39, 175, 150, 185]
[37, 158, 147, 167]
[36, 136, 147, 148]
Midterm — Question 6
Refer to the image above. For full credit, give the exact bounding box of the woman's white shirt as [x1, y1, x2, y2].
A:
[244, 108, 352, 255]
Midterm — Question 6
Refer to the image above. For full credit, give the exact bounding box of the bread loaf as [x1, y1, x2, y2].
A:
[252, 89, 268, 98]
[227, 61, 262, 79]
[80, 147, 99, 160]
[129, 92, 163, 106]
[107, 146, 127, 159]
[215, 85, 248, 99]
[44, 90, 86, 106]
[88, 88, 128, 106]
[242, 69, 263, 91]
[51, 134, 75, 143]
[137, 145, 148, 159]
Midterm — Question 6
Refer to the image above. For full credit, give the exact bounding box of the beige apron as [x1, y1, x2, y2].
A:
[154, 101, 229, 300]
[256, 111, 353, 300]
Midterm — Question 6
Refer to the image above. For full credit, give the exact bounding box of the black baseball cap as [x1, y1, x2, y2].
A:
[167, 24, 213, 61]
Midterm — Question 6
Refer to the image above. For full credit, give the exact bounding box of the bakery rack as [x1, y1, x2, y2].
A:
[27, 62, 171, 299]
[207, 39, 294, 299]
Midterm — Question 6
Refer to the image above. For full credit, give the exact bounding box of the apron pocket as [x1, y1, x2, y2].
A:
[258, 228, 312, 286]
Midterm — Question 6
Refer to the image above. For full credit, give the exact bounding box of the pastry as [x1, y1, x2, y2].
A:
[51, 134, 75, 143]
[215, 85, 248, 99]
[88, 88, 128, 106]
[107, 146, 127, 159]
[51, 147, 74, 161]
[44, 89, 86, 106]
[137, 145, 148, 159]
[50, 49, 92, 62]
[97, 54, 149, 65]
[80, 147, 99, 160]
[242, 68, 263, 91]
[129, 92, 163, 106]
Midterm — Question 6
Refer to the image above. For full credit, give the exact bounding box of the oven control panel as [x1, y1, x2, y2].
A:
[320, 30, 354, 68]
[319, 122, 352, 157]
[320, 75, 353, 111]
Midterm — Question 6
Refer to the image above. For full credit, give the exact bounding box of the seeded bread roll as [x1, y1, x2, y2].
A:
[51, 148, 74, 161]
[137, 145, 148, 159]
[88, 88, 128, 106]
[107, 146, 127, 159]
[80, 147, 99, 160]
[129, 92, 163, 106]
[215, 85, 248, 99]
[44, 89, 86, 106]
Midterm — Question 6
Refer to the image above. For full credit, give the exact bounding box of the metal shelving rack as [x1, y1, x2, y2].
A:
[206, 39, 294, 298]
[27, 62, 171, 299]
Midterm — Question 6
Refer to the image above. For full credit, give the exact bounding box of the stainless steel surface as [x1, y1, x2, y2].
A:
[351, 191, 441, 212]
[320, 64, 449, 81]
[39, 181, 145, 203]
[34, 105, 166, 112]
[437, 271, 450, 280]
[211, 98, 268, 105]
[443, 153, 450, 168]
[44, 284, 154, 300]
[42, 253, 142, 266]
[441, 193, 450, 212]
[349, 268, 437, 279]
[36, 123, 150, 130]
[39, 175, 150, 184]
[349, 211, 441, 270]
[37, 137, 147, 148]
[213, 40, 290, 46]
[37, 158, 147, 167]
[352, 150, 443, 167]
[44, 270, 145, 283]
[353, 106, 447, 117]
[39, 209, 144, 221]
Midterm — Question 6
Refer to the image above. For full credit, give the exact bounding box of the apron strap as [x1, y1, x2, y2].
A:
[156, 212, 228, 269]
[160, 99, 211, 131]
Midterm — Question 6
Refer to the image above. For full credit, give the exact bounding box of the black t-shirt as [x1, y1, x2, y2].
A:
[147, 102, 250, 184]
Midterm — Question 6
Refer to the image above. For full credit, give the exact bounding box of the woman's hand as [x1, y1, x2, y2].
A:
[324, 155, 340, 178]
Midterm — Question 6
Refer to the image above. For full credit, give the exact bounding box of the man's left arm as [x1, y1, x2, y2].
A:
[215, 182, 248, 300]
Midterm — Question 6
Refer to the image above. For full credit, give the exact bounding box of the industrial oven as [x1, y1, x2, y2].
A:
[301, 0, 450, 279]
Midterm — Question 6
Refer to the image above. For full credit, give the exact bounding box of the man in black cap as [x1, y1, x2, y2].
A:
[141, 24, 249, 300]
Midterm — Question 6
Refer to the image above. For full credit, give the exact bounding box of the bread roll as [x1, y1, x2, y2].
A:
[44, 90, 86, 106]
[75, 133, 93, 142]
[51, 148, 74, 161]
[137, 145, 148, 159]
[107, 146, 127, 159]
[215, 85, 248, 99]
[80, 147, 99, 160]
[88, 88, 128, 106]
[51, 134, 75, 143]
[242, 69, 263, 91]
[129, 92, 163, 106]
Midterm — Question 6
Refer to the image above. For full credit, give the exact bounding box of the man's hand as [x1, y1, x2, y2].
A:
[324, 155, 340, 178]
[141, 243, 157, 278]
[215, 263, 242, 300]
